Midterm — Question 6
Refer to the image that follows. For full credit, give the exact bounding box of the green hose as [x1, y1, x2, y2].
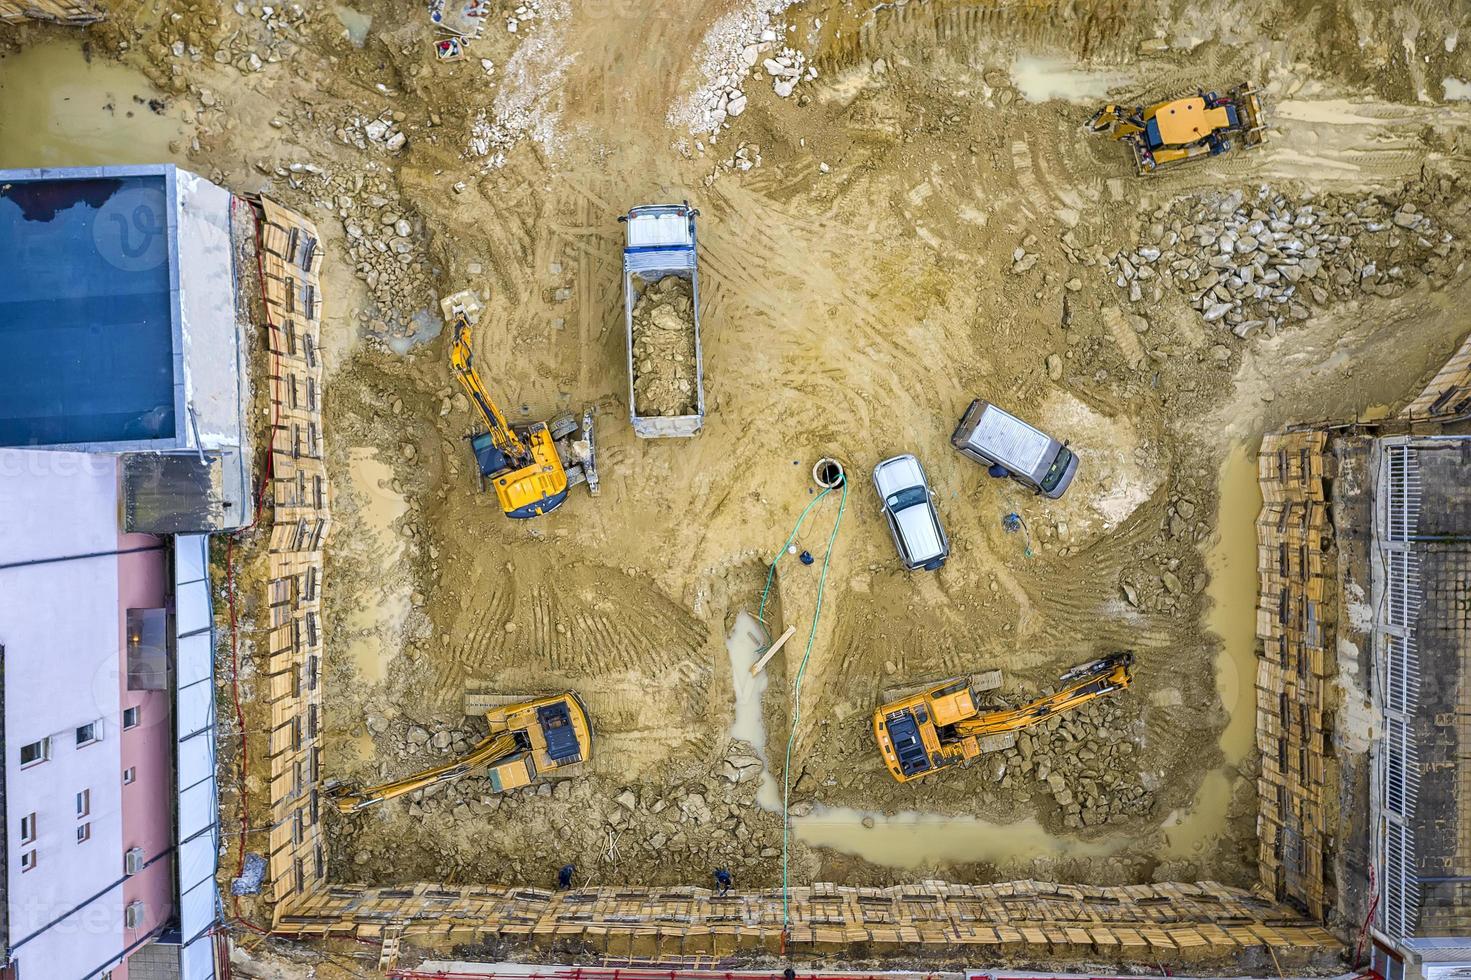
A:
[764, 478, 847, 930]
[756, 486, 832, 627]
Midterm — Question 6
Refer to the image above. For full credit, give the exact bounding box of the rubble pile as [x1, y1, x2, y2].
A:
[305, 168, 436, 345]
[504, 0, 541, 33]
[340, 110, 408, 152]
[630, 276, 698, 417]
[675, 0, 816, 135]
[1110, 184, 1462, 339]
[337, 735, 784, 883]
[996, 698, 1153, 829]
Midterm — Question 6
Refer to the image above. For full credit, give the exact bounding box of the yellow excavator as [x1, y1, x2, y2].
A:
[332, 692, 593, 813]
[1088, 83, 1266, 174]
[446, 291, 599, 519]
[872, 652, 1133, 783]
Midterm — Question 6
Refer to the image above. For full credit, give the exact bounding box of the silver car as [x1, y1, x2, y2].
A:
[872, 454, 950, 571]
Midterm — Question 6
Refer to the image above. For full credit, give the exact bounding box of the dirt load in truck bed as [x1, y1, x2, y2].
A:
[630, 275, 697, 417]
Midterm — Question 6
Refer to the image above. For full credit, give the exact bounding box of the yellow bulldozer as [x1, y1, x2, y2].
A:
[872, 653, 1133, 783]
[1088, 83, 1266, 174]
[332, 692, 593, 814]
[445, 290, 599, 519]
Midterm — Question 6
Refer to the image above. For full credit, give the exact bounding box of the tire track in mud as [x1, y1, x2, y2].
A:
[818, 0, 1134, 76]
[446, 564, 710, 683]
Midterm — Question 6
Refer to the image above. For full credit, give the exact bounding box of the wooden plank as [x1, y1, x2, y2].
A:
[750, 625, 796, 676]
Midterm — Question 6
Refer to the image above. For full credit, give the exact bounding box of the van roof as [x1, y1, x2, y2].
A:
[966, 404, 1053, 474]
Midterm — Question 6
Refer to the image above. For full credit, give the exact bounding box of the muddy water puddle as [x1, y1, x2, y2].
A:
[1148, 443, 1265, 860]
[793, 806, 1127, 869]
[725, 611, 782, 810]
[0, 42, 191, 168]
[1207, 443, 1262, 765]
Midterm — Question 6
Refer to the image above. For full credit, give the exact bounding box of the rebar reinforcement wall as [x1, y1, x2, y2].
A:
[1254, 431, 1336, 921]
[256, 198, 332, 907]
[240, 205, 1342, 967]
[0, 0, 104, 23]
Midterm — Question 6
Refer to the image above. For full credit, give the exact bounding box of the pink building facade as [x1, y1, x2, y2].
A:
[0, 451, 175, 979]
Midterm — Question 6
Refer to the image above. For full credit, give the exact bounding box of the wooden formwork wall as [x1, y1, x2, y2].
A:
[273, 879, 1340, 965]
[241, 206, 1341, 965]
[0, 0, 104, 22]
[1402, 331, 1471, 418]
[257, 198, 332, 908]
[1255, 430, 1335, 921]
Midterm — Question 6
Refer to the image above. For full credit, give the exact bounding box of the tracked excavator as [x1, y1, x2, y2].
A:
[445, 290, 599, 519]
[872, 652, 1133, 783]
[1088, 84, 1266, 174]
[332, 692, 593, 814]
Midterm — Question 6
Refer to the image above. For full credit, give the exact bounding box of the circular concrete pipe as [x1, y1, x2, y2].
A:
[812, 457, 846, 489]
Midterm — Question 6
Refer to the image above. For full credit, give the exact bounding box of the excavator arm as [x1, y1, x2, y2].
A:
[333, 732, 523, 814]
[955, 654, 1132, 738]
[450, 315, 532, 470]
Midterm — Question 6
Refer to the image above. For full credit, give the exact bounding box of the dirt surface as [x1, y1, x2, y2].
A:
[631, 274, 700, 417]
[7, 0, 1471, 935]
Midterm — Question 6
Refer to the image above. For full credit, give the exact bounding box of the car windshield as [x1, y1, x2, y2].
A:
[1039, 446, 1074, 492]
[886, 486, 928, 511]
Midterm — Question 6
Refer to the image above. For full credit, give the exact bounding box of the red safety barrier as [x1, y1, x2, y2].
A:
[389, 971, 933, 980]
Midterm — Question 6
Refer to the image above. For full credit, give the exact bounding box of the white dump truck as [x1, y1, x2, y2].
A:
[621, 203, 705, 438]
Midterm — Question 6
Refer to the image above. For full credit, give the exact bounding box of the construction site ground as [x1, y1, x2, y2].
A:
[5, 0, 1471, 970]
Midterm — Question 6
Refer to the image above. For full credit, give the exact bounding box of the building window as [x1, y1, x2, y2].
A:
[76, 789, 90, 818]
[20, 850, 36, 872]
[123, 706, 141, 730]
[20, 738, 50, 768]
[76, 722, 101, 747]
[19, 813, 36, 844]
[76, 823, 91, 844]
[126, 608, 168, 691]
[123, 767, 137, 785]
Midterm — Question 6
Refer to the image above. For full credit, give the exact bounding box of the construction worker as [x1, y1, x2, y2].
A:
[557, 863, 575, 890]
[713, 867, 733, 896]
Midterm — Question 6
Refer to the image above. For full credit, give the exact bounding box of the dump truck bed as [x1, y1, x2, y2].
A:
[622, 204, 705, 438]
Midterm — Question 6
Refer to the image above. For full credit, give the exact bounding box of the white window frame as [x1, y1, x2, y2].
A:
[19, 812, 36, 844]
[76, 823, 91, 844]
[122, 706, 140, 730]
[20, 737, 50, 768]
[123, 767, 137, 785]
[20, 849, 37, 872]
[75, 721, 101, 747]
[76, 789, 90, 818]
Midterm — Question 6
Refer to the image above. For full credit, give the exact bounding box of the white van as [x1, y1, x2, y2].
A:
[950, 399, 1078, 499]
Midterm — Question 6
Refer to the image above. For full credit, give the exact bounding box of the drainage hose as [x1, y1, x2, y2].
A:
[756, 468, 848, 931]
